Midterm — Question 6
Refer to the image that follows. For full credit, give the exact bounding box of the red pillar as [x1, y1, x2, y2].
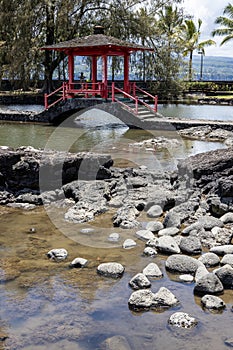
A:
[92, 56, 97, 89]
[124, 53, 130, 94]
[102, 55, 108, 98]
[68, 53, 74, 88]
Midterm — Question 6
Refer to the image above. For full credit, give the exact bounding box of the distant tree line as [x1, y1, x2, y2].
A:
[0, 0, 232, 96]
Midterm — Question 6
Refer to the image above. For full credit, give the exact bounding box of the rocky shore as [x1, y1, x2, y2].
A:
[1, 144, 233, 347]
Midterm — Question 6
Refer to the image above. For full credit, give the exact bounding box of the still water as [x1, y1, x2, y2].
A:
[159, 103, 233, 121]
[0, 106, 231, 350]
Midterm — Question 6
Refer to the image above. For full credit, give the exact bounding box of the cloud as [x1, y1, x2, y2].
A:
[182, 0, 233, 56]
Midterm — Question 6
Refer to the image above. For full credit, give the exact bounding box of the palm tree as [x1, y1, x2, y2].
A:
[182, 19, 216, 80]
[212, 3, 233, 45]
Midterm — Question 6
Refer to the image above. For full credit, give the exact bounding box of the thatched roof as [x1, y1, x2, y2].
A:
[42, 34, 153, 55]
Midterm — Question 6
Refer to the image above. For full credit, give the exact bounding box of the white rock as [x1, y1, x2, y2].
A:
[201, 295, 226, 310]
[129, 273, 151, 290]
[155, 236, 180, 254]
[143, 247, 157, 256]
[142, 262, 163, 278]
[70, 257, 88, 268]
[123, 239, 137, 249]
[47, 248, 68, 261]
[97, 262, 124, 278]
[135, 229, 154, 241]
[168, 312, 198, 329]
[153, 287, 179, 307]
[108, 233, 120, 242]
[179, 274, 194, 283]
[158, 227, 179, 236]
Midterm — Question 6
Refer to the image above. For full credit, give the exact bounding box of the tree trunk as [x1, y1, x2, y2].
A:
[41, 0, 56, 93]
[189, 50, 193, 81]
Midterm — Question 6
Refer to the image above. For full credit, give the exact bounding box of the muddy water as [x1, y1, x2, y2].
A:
[0, 206, 233, 350]
[0, 112, 231, 350]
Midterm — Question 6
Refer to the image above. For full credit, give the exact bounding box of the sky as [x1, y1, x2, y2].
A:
[181, 0, 233, 57]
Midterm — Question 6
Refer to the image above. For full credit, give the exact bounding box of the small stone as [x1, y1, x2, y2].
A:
[198, 252, 220, 267]
[97, 262, 124, 278]
[147, 205, 163, 218]
[210, 245, 233, 256]
[70, 257, 88, 268]
[142, 262, 163, 278]
[102, 335, 131, 350]
[146, 238, 157, 248]
[201, 295, 226, 310]
[158, 227, 179, 237]
[143, 247, 157, 256]
[129, 273, 151, 290]
[47, 248, 68, 261]
[135, 229, 154, 241]
[108, 233, 120, 242]
[179, 236, 202, 255]
[225, 338, 233, 347]
[123, 238, 137, 249]
[220, 212, 233, 224]
[179, 274, 194, 283]
[221, 254, 233, 267]
[146, 221, 164, 232]
[168, 312, 198, 329]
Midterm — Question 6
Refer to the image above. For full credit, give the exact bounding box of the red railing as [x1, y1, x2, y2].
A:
[130, 82, 158, 113]
[44, 83, 66, 110]
[66, 82, 105, 98]
[111, 82, 138, 114]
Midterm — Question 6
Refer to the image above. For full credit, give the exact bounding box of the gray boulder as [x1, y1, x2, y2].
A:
[210, 245, 233, 256]
[198, 252, 220, 267]
[135, 229, 154, 241]
[146, 205, 163, 218]
[153, 287, 179, 308]
[179, 236, 202, 255]
[97, 262, 124, 278]
[142, 263, 163, 278]
[158, 227, 179, 237]
[128, 289, 155, 310]
[146, 221, 163, 232]
[166, 254, 200, 274]
[168, 312, 198, 329]
[129, 273, 151, 290]
[220, 212, 233, 224]
[155, 236, 180, 254]
[194, 273, 224, 295]
[214, 264, 233, 289]
[195, 265, 209, 282]
[201, 295, 226, 310]
[220, 254, 233, 267]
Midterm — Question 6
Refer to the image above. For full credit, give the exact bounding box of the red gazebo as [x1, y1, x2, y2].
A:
[42, 30, 157, 113]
